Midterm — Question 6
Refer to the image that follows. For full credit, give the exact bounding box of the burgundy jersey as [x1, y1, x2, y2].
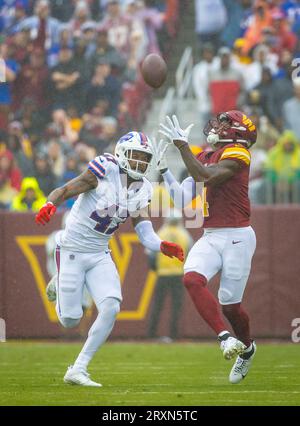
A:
[196, 143, 251, 228]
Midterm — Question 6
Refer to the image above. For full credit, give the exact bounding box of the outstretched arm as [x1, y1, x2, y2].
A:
[174, 144, 240, 186]
[159, 115, 241, 185]
[47, 170, 97, 207]
[35, 170, 97, 225]
[150, 138, 197, 207]
[131, 208, 184, 261]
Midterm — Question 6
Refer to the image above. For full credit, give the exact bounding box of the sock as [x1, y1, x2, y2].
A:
[183, 272, 227, 335]
[222, 303, 251, 347]
[240, 342, 255, 360]
[218, 331, 231, 341]
[73, 298, 120, 372]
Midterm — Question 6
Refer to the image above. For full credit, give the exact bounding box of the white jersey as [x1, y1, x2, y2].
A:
[56, 153, 153, 252]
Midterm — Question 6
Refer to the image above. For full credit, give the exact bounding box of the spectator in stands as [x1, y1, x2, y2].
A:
[242, 0, 273, 55]
[10, 26, 33, 65]
[86, 61, 122, 115]
[283, 77, 300, 139]
[136, 0, 165, 55]
[264, 130, 300, 203]
[75, 142, 97, 174]
[11, 176, 46, 211]
[250, 67, 275, 122]
[12, 47, 49, 111]
[195, 0, 227, 50]
[50, 46, 85, 111]
[221, 0, 253, 47]
[99, 116, 118, 153]
[33, 152, 57, 197]
[14, 98, 45, 147]
[0, 147, 22, 209]
[193, 43, 219, 128]
[47, 139, 65, 179]
[208, 46, 245, 115]
[0, 40, 19, 130]
[253, 113, 280, 151]
[87, 28, 126, 76]
[50, 0, 75, 23]
[6, 121, 33, 177]
[240, 44, 278, 91]
[270, 8, 297, 54]
[70, 1, 93, 39]
[5, 2, 28, 36]
[18, 0, 61, 53]
[51, 109, 79, 146]
[147, 210, 193, 342]
[60, 153, 80, 209]
[117, 100, 135, 135]
[99, 0, 133, 58]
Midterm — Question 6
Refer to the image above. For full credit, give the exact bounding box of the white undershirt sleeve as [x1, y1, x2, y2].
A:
[134, 220, 162, 252]
[162, 170, 196, 208]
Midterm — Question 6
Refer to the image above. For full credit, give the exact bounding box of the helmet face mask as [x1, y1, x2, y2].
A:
[115, 132, 153, 180]
[204, 110, 257, 148]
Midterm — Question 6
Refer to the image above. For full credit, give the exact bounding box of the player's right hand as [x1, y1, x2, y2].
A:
[159, 115, 194, 144]
[160, 240, 184, 262]
[35, 202, 57, 225]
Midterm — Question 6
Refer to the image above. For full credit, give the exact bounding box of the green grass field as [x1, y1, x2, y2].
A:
[0, 341, 299, 406]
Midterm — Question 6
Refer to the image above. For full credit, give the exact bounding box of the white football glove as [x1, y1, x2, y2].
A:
[159, 115, 194, 144]
[150, 137, 170, 173]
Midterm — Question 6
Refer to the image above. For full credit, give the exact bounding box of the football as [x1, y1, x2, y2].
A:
[141, 53, 167, 89]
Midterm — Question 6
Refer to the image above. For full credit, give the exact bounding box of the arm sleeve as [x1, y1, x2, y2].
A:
[161, 170, 196, 208]
[135, 220, 162, 252]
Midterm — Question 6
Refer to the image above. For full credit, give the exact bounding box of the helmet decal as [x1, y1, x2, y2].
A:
[139, 132, 149, 146]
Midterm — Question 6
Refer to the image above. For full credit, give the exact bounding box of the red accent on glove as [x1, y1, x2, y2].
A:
[160, 240, 184, 262]
[35, 202, 57, 225]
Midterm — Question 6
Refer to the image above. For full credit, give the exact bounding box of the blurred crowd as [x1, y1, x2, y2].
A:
[194, 0, 300, 204]
[2, 0, 300, 211]
[0, 0, 180, 210]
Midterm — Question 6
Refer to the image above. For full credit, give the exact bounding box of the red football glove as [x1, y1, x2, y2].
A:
[35, 202, 57, 225]
[160, 241, 184, 262]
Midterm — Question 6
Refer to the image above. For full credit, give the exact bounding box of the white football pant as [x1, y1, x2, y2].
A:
[184, 226, 256, 305]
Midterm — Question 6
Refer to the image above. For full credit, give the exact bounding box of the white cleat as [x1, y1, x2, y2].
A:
[63, 366, 102, 387]
[46, 275, 57, 302]
[220, 336, 246, 360]
[229, 342, 257, 384]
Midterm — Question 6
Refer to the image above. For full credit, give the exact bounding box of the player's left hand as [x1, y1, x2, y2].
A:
[160, 240, 184, 262]
[150, 137, 170, 173]
[159, 115, 194, 145]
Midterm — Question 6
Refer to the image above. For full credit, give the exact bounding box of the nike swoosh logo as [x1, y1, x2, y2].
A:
[232, 241, 242, 245]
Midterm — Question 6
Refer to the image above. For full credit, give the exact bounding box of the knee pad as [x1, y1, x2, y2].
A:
[183, 272, 207, 290]
[59, 317, 81, 329]
[218, 288, 235, 305]
[99, 298, 120, 319]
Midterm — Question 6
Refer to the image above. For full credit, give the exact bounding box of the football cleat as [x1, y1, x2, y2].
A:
[46, 275, 57, 302]
[229, 341, 257, 384]
[63, 366, 102, 387]
[220, 336, 246, 360]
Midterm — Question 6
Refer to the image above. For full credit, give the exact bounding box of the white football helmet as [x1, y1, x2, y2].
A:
[115, 131, 153, 180]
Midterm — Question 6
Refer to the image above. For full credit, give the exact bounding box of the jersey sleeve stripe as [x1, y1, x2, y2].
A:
[92, 160, 106, 175]
[220, 152, 250, 165]
[221, 149, 251, 162]
[88, 163, 104, 179]
[221, 148, 251, 158]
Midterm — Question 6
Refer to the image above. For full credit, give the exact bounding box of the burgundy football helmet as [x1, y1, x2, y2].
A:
[203, 110, 257, 148]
